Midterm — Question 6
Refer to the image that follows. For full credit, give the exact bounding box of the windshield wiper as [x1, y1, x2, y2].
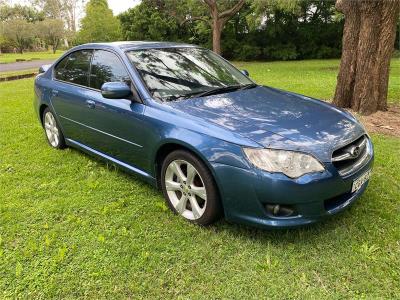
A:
[239, 83, 258, 90]
[163, 83, 258, 101]
[187, 85, 244, 99]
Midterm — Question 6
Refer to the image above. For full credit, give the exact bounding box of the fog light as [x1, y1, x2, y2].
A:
[265, 204, 296, 217]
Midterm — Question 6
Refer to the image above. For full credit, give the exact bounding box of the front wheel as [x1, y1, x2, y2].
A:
[161, 150, 222, 226]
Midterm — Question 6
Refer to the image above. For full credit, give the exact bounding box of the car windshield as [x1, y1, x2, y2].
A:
[126, 47, 254, 101]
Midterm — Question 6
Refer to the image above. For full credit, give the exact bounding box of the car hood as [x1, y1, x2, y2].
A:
[166, 86, 365, 162]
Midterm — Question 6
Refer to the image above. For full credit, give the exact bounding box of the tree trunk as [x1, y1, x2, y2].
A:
[333, 0, 399, 115]
[204, 0, 245, 54]
[333, 0, 361, 108]
[352, 1, 382, 114]
[212, 19, 225, 54]
[376, 0, 400, 110]
[212, 24, 222, 54]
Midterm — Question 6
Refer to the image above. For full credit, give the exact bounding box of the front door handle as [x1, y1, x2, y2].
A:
[52, 90, 59, 96]
[86, 100, 96, 109]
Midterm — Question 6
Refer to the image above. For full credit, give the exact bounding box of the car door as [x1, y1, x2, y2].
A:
[50, 49, 99, 146]
[82, 49, 150, 171]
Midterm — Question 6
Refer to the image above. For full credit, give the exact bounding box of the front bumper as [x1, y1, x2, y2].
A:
[212, 147, 374, 229]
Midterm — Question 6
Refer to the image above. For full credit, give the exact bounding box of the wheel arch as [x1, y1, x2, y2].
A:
[39, 104, 49, 126]
[154, 141, 222, 200]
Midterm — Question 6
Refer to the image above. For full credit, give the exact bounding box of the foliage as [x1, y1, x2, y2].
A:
[33, 0, 83, 33]
[2, 19, 35, 53]
[75, 0, 120, 44]
[0, 4, 44, 22]
[119, 0, 346, 61]
[0, 69, 399, 297]
[119, 1, 180, 42]
[220, 0, 344, 60]
[37, 19, 65, 53]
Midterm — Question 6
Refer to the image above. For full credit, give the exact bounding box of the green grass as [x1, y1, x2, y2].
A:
[234, 59, 400, 104]
[1, 61, 399, 298]
[0, 50, 64, 64]
[0, 68, 37, 79]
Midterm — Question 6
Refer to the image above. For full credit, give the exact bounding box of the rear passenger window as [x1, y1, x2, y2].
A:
[90, 50, 131, 90]
[54, 50, 92, 87]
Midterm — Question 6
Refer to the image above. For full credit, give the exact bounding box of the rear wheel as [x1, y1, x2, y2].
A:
[161, 150, 222, 225]
[43, 108, 66, 149]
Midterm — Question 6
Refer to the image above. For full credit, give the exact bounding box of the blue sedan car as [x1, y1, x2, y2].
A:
[34, 41, 374, 228]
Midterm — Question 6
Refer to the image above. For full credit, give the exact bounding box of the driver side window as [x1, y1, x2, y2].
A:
[90, 50, 131, 90]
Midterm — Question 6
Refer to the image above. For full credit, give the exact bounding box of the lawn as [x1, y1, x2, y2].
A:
[0, 68, 37, 79]
[1, 61, 399, 298]
[235, 59, 400, 105]
[0, 50, 64, 64]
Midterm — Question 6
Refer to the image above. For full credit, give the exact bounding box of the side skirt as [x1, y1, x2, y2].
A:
[65, 138, 157, 186]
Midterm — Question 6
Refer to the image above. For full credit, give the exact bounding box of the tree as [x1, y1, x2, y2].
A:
[76, 0, 121, 43]
[34, 0, 84, 32]
[333, 0, 400, 115]
[119, 1, 179, 41]
[176, 0, 246, 54]
[204, 0, 246, 54]
[3, 19, 34, 53]
[0, 4, 44, 22]
[37, 18, 65, 53]
[0, 22, 5, 54]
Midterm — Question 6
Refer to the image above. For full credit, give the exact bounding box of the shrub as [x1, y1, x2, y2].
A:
[263, 43, 298, 61]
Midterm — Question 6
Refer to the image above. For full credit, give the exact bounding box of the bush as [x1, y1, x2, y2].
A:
[315, 46, 342, 59]
[233, 45, 262, 61]
[263, 43, 298, 61]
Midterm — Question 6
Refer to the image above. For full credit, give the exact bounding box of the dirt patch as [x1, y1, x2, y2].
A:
[349, 105, 400, 138]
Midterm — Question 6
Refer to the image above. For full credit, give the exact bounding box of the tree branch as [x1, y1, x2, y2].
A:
[218, 0, 245, 19]
[203, 0, 216, 9]
[180, 16, 209, 26]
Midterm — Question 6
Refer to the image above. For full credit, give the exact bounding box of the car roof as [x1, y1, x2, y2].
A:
[80, 41, 197, 51]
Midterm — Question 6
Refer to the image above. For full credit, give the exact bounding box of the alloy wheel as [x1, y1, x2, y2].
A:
[164, 159, 207, 220]
[44, 111, 60, 147]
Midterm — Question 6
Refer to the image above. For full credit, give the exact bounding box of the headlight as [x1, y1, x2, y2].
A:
[243, 148, 325, 178]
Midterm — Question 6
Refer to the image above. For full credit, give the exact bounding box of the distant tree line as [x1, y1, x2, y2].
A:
[0, 0, 84, 53]
[118, 0, 344, 61]
[1, 0, 398, 61]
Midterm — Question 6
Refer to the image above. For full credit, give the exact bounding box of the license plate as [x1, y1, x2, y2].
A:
[351, 170, 371, 193]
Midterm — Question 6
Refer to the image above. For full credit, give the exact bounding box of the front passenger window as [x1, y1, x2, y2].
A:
[90, 50, 131, 90]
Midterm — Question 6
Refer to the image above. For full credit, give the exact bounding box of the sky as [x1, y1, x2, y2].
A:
[108, 0, 140, 15]
[8, 0, 140, 16]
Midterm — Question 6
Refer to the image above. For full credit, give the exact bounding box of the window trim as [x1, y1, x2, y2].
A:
[52, 48, 143, 103]
[53, 49, 93, 89]
[89, 49, 131, 91]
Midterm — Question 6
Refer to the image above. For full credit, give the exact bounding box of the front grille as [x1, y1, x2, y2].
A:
[332, 135, 371, 176]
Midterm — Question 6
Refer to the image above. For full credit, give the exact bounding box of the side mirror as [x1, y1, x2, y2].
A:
[101, 82, 132, 99]
[241, 69, 249, 77]
[39, 64, 51, 74]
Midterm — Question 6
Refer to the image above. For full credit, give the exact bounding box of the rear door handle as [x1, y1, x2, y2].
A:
[86, 100, 96, 109]
[52, 90, 58, 96]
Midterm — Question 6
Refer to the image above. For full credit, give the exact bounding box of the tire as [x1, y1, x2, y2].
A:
[161, 150, 222, 226]
[42, 108, 66, 149]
